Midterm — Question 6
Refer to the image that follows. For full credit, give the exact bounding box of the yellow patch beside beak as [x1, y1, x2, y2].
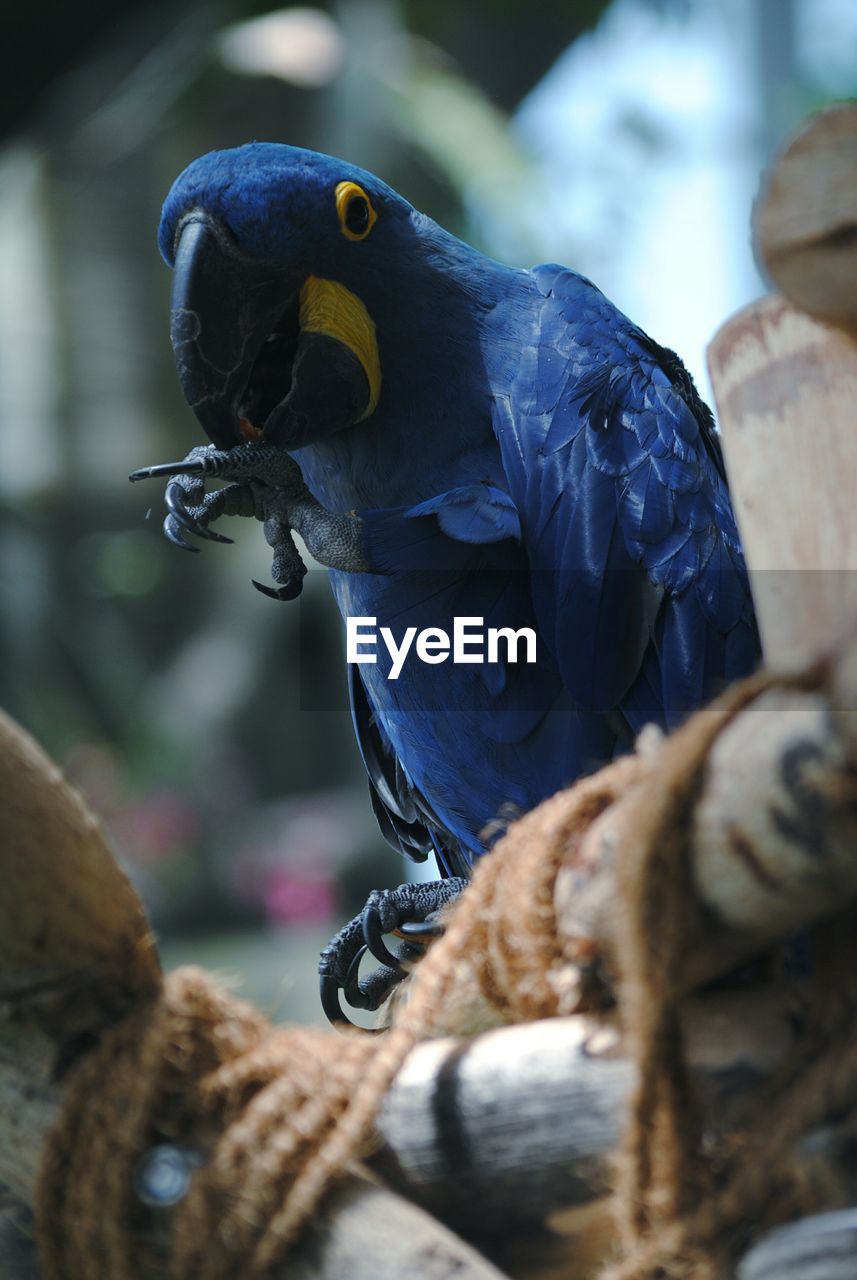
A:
[299, 276, 381, 420]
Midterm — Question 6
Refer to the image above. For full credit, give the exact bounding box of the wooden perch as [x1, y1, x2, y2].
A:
[557, 670, 857, 1005]
[737, 1208, 857, 1280]
[0, 943, 843, 1280]
[710, 107, 857, 674]
[0, 713, 507, 1280]
[402, 651, 857, 1039]
[708, 296, 857, 671]
[547, 105, 857, 1017]
[4, 694, 857, 1280]
[3, 943, 854, 1279]
[756, 103, 857, 334]
[374, 989, 827, 1248]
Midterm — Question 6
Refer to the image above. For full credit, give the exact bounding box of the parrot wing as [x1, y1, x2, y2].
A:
[347, 644, 480, 879]
[492, 264, 759, 733]
[343, 489, 525, 879]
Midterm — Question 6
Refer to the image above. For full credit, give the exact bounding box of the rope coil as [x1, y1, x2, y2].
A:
[37, 970, 377, 1279]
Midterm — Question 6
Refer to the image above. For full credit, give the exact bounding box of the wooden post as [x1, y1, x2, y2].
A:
[0, 711, 508, 1280]
[755, 104, 857, 336]
[708, 103, 857, 671]
[708, 298, 857, 670]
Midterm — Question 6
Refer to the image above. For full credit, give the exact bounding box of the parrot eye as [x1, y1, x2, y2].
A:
[335, 181, 377, 242]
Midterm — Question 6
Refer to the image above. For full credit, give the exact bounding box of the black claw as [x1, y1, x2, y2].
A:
[164, 516, 199, 552]
[318, 886, 453, 1029]
[319, 974, 350, 1027]
[343, 945, 374, 1008]
[251, 577, 303, 601]
[319, 964, 390, 1031]
[130, 459, 208, 483]
[397, 918, 445, 940]
[165, 482, 233, 544]
[362, 906, 406, 973]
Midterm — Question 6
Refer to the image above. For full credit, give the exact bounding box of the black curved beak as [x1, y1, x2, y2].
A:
[169, 214, 295, 449]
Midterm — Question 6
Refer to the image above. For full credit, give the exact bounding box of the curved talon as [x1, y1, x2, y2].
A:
[319, 963, 398, 1031]
[362, 906, 407, 973]
[319, 880, 465, 1029]
[343, 945, 374, 1008]
[164, 477, 201, 514]
[129, 459, 209, 482]
[164, 516, 199, 552]
[165, 481, 234, 545]
[252, 577, 303, 601]
[396, 918, 445, 941]
[319, 974, 352, 1027]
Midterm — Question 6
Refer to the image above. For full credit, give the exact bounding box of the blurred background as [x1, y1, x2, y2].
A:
[2, 0, 855, 1021]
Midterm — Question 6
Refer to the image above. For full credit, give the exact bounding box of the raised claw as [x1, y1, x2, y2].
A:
[251, 577, 304, 601]
[164, 515, 199, 553]
[129, 458, 210, 482]
[165, 479, 233, 544]
[127, 450, 235, 488]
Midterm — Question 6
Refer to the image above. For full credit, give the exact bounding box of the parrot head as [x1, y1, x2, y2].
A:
[158, 143, 421, 451]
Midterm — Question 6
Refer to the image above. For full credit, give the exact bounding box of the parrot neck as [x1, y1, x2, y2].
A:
[293, 229, 534, 513]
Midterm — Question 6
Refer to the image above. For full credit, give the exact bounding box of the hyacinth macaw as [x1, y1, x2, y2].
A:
[132, 143, 759, 1022]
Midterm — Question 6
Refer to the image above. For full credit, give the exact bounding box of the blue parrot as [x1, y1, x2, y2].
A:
[132, 143, 759, 1021]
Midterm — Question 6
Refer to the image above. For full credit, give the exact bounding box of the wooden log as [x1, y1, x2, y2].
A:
[373, 987, 808, 1253]
[0, 995, 789, 1226]
[7, 679, 846, 1194]
[0, 988, 835, 1280]
[376, 1017, 628, 1229]
[755, 104, 857, 334]
[289, 1181, 511, 1280]
[0, 710, 508, 1280]
[711, 106, 857, 673]
[557, 678, 857, 1005]
[0, 1193, 40, 1280]
[0, 1176, 510, 1280]
[3, 675, 857, 1276]
[547, 201, 857, 1008]
[0, 1022, 57, 1207]
[384, 997, 857, 1275]
[6, 985, 853, 1280]
[0, 708, 160, 1041]
[737, 1208, 857, 1280]
[708, 296, 857, 671]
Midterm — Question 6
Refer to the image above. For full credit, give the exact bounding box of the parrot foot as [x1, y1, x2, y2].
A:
[130, 443, 309, 594]
[318, 877, 468, 1028]
[165, 472, 259, 554]
[130, 442, 374, 586]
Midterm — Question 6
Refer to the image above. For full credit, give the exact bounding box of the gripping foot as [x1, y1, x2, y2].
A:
[318, 878, 467, 1028]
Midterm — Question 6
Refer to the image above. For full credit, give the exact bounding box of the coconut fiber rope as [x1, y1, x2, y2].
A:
[35, 665, 856, 1280]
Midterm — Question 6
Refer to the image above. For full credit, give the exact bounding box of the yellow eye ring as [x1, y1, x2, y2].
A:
[335, 181, 377, 241]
